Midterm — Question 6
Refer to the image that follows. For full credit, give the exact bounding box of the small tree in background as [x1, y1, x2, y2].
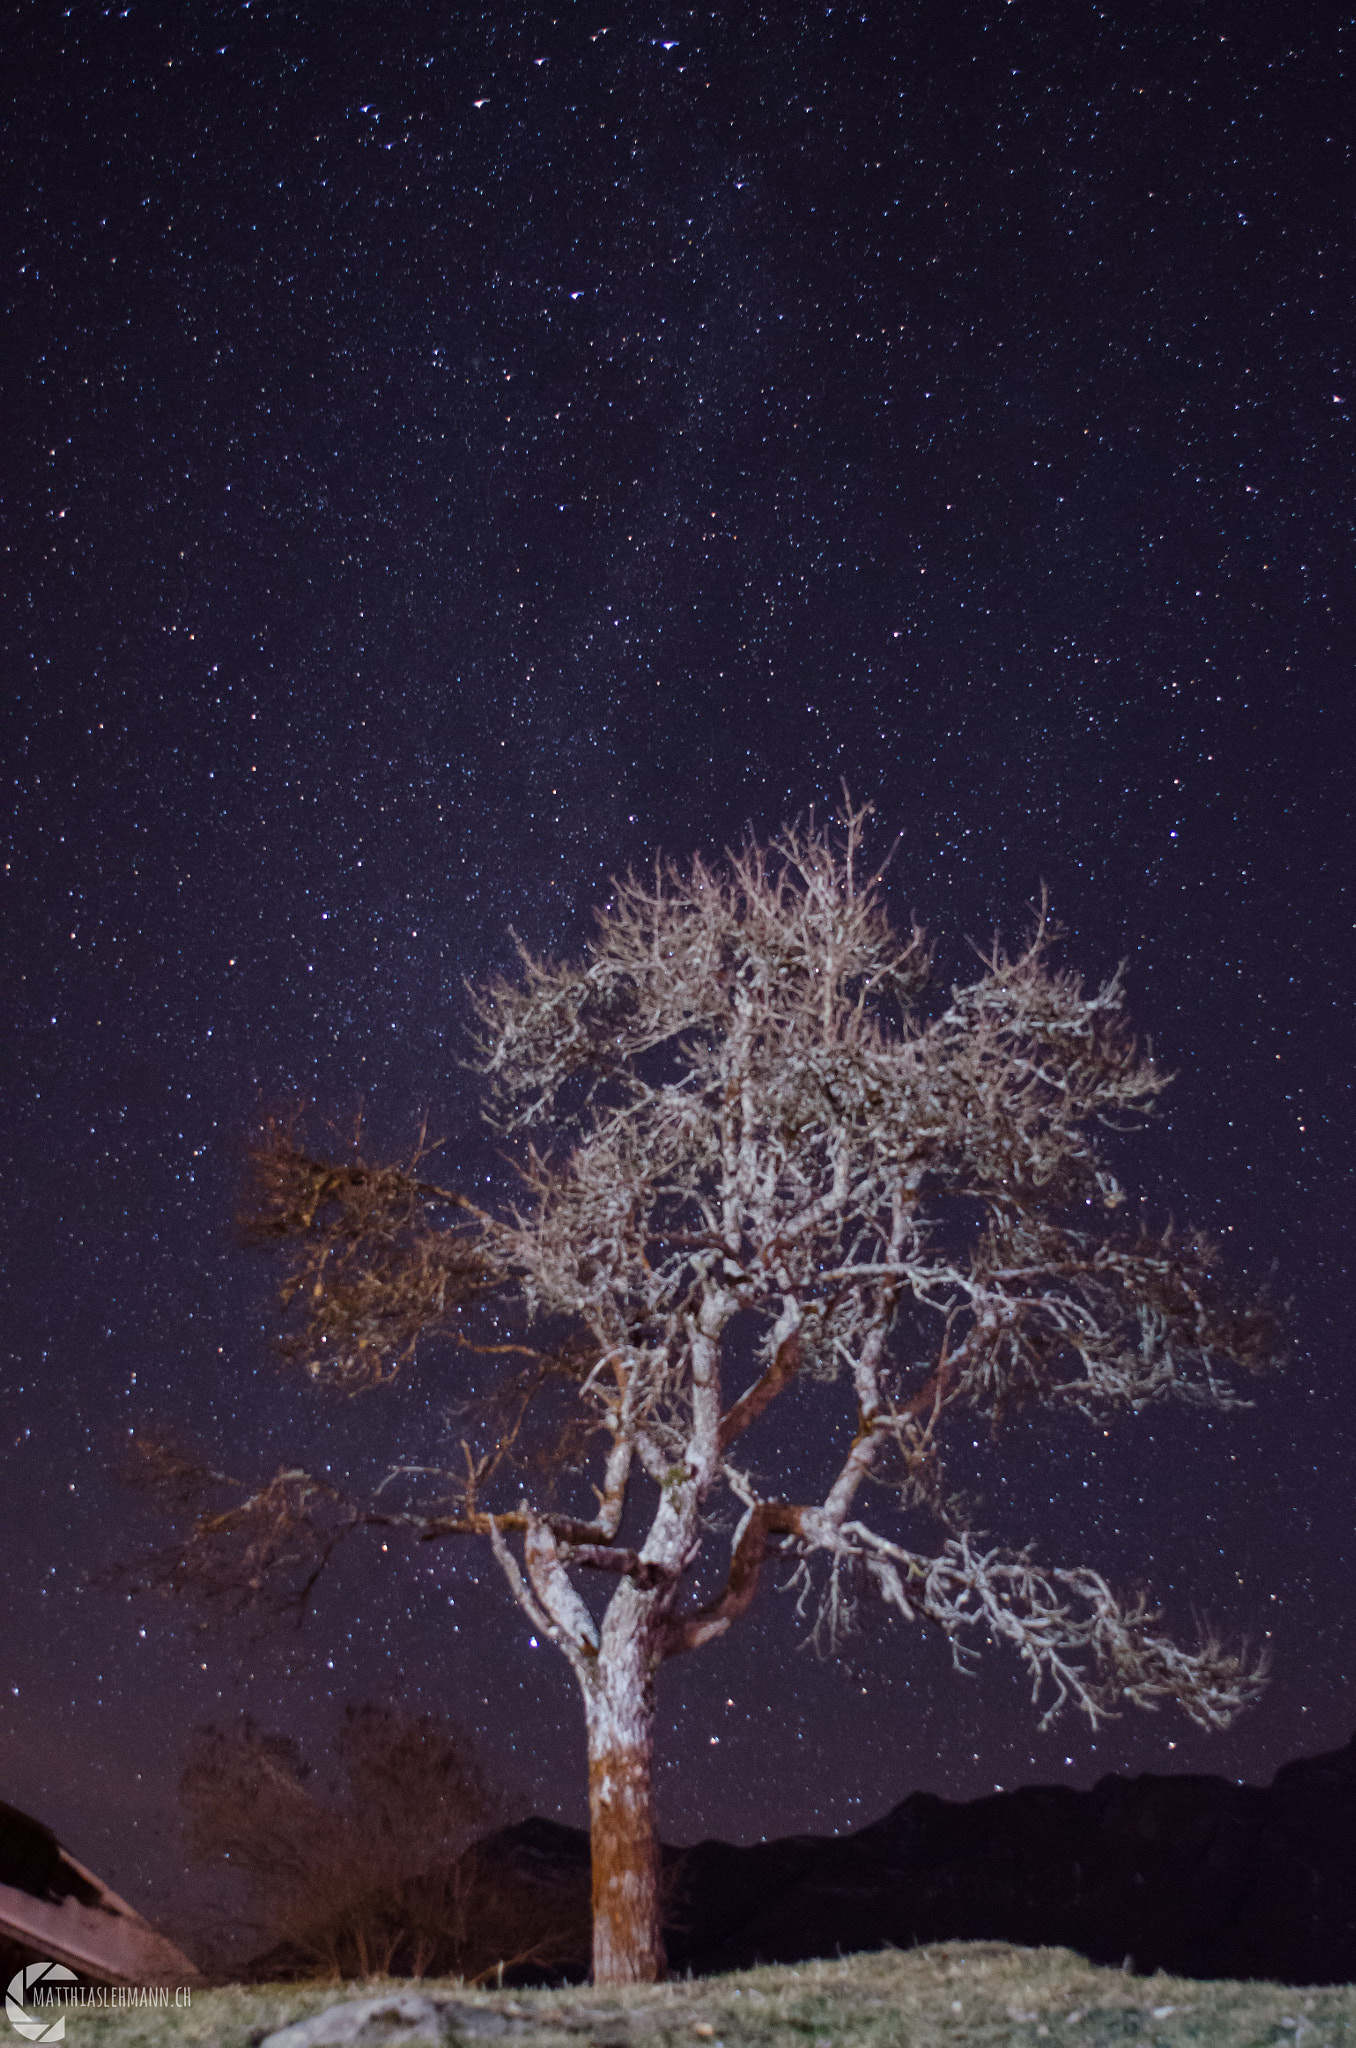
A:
[145, 802, 1275, 1985]
[180, 1705, 584, 1983]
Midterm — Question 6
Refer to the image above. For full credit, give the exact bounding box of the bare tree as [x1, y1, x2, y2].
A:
[180, 1706, 585, 1984]
[142, 803, 1275, 1987]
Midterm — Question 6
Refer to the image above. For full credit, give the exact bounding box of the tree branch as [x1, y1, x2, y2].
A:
[659, 1502, 805, 1658]
[718, 1329, 802, 1450]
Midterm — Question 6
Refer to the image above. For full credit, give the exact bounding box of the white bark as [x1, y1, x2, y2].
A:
[580, 1583, 665, 1985]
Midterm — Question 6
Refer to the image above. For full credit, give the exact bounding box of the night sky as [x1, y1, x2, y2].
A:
[4, 0, 1353, 1948]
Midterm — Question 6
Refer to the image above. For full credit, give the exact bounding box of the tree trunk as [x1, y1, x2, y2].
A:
[581, 1586, 665, 1985]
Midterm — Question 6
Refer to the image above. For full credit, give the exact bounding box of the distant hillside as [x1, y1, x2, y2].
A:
[466, 1732, 1356, 1987]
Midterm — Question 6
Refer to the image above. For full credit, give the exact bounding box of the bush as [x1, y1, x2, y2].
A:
[180, 1705, 584, 1983]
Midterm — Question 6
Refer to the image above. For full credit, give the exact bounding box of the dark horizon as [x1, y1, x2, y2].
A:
[4, 0, 1352, 1934]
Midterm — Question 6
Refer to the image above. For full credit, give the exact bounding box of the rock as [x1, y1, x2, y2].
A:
[259, 1995, 444, 2047]
[259, 1994, 531, 2048]
[257, 1996, 683, 2048]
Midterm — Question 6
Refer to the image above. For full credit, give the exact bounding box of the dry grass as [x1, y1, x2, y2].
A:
[43, 1943, 1356, 2048]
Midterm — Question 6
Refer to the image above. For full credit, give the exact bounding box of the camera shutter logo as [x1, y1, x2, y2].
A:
[5, 1964, 75, 2043]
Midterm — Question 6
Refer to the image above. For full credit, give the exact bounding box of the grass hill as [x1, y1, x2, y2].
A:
[44, 1942, 1356, 2048]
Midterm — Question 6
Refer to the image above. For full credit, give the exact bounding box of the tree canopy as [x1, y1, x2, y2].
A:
[143, 802, 1276, 1984]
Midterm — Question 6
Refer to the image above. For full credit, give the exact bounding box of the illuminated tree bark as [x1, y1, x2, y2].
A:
[581, 1590, 664, 1985]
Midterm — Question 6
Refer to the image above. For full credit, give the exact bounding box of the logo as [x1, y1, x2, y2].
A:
[5, 1965, 76, 2043]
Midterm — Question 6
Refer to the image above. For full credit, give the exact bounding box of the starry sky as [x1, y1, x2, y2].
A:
[4, 0, 1353, 1943]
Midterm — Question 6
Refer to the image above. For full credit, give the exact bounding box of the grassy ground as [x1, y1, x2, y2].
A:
[35, 1943, 1356, 2048]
